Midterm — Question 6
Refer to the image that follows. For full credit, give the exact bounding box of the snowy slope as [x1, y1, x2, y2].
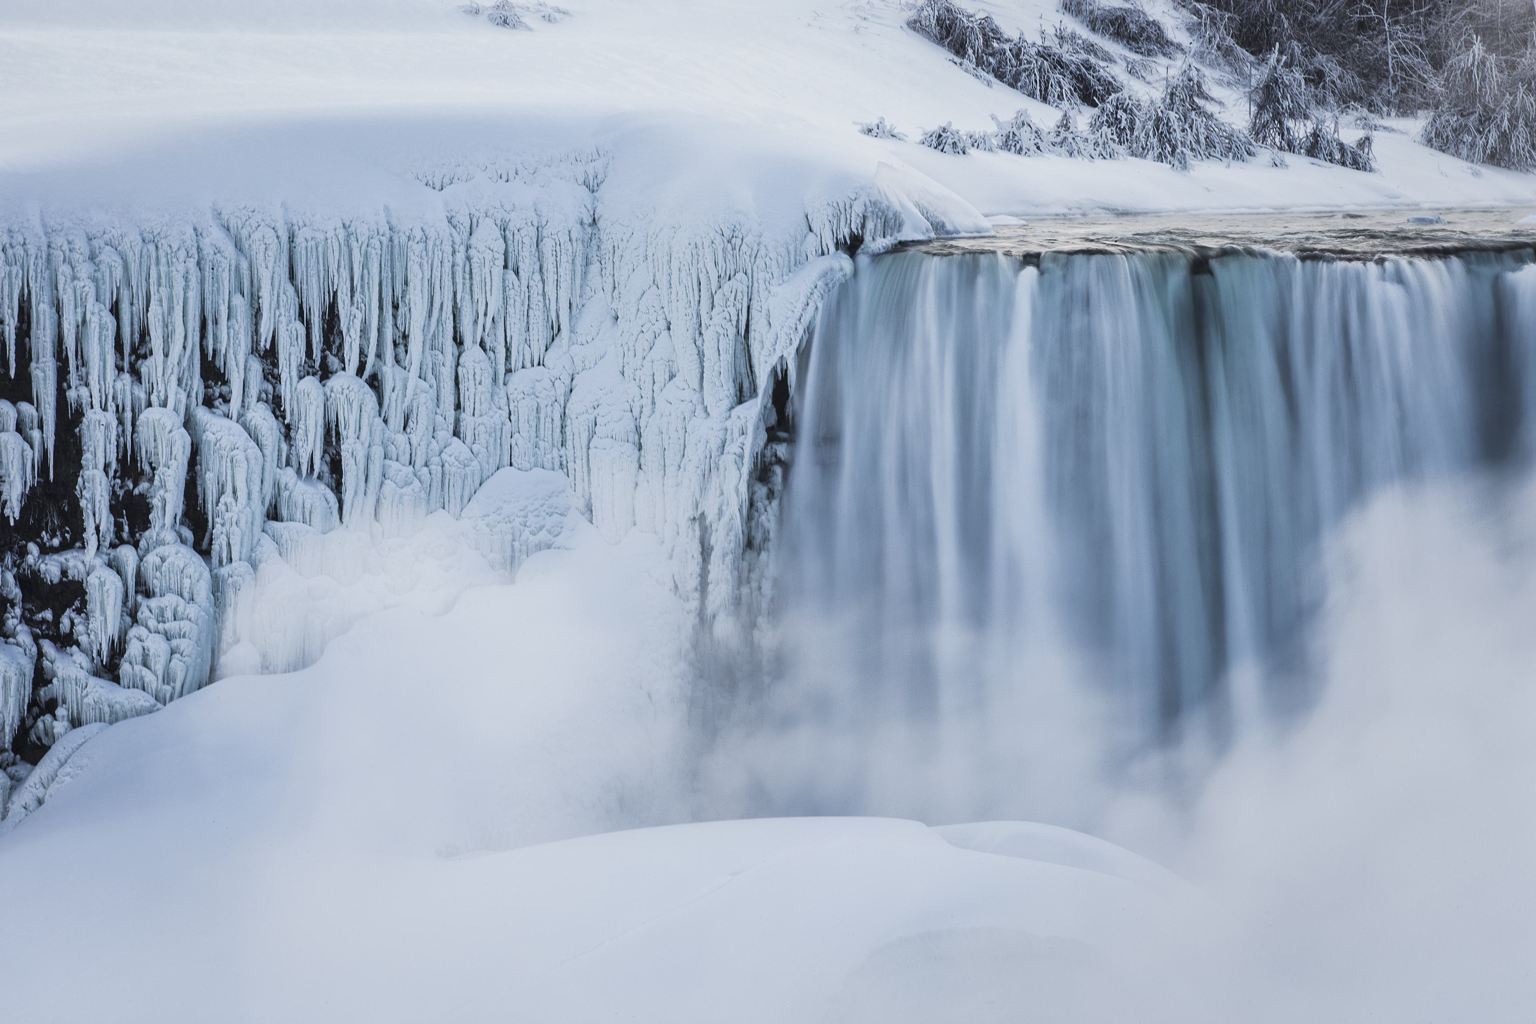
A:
[3, 0, 1533, 215]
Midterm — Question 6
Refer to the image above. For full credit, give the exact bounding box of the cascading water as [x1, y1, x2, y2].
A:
[751, 245, 1536, 822]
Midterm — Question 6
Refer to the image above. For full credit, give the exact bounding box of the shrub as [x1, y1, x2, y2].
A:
[1161, 65, 1256, 163]
[1179, 1, 1252, 78]
[1249, 52, 1376, 170]
[966, 129, 1000, 151]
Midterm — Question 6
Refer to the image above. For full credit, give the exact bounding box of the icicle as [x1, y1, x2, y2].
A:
[30, 344, 57, 478]
[505, 366, 567, 472]
[13, 403, 41, 478]
[0, 641, 33, 753]
[291, 375, 326, 478]
[377, 460, 429, 533]
[324, 374, 385, 524]
[82, 301, 116, 412]
[110, 544, 140, 618]
[212, 560, 255, 668]
[439, 439, 484, 516]
[0, 431, 35, 523]
[239, 404, 283, 513]
[456, 345, 511, 478]
[189, 408, 266, 568]
[77, 469, 112, 560]
[135, 407, 192, 542]
[83, 563, 125, 666]
[79, 408, 119, 477]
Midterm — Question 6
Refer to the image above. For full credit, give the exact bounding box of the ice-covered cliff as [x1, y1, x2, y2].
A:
[0, 118, 985, 766]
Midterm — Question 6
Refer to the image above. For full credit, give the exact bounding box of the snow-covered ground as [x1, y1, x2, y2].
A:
[0, 519, 1189, 1023]
[4, 0, 1534, 218]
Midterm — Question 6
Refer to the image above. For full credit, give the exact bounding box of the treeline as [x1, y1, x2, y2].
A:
[908, 0, 1374, 171]
[907, 0, 1536, 172]
[1184, 0, 1536, 168]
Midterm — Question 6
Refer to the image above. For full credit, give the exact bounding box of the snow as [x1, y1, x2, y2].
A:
[3, 0, 1534, 217]
[0, 525, 1178, 1022]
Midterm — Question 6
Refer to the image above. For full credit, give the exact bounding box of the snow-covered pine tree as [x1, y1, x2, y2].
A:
[1051, 23, 1117, 67]
[1247, 50, 1374, 170]
[1298, 117, 1376, 171]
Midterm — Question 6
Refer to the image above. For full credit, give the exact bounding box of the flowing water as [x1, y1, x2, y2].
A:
[751, 238, 1536, 821]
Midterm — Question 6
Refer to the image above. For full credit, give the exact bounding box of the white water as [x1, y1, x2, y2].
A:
[742, 246, 1536, 824]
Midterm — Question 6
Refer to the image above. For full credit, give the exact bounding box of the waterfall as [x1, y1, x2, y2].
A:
[757, 245, 1536, 820]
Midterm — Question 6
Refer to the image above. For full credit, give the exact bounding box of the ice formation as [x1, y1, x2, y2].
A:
[0, 149, 916, 757]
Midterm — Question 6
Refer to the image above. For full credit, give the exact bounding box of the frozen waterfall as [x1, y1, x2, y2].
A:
[760, 245, 1536, 815]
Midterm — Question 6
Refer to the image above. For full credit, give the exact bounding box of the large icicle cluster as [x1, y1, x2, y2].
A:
[0, 149, 899, 767]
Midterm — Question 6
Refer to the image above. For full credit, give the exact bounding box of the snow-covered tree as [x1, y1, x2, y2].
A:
[858, 117, 908, 141]
[1087, 67, 1255, 169]
[1086, 91, 1144, 155]
[1247, 51, 1374, 170]
[992, 110, 1051, 155]
[966, 129, 1000, 152]
[920, 122, 972, 154]
[1159, 65, 1255, 164]
[1049, 111, 1095, 157]
[486, 1, 530, 30]
[1247, 49, 1311, 152]
[1299, 118, 1377, 171]
[908, 0, 1122, 108]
